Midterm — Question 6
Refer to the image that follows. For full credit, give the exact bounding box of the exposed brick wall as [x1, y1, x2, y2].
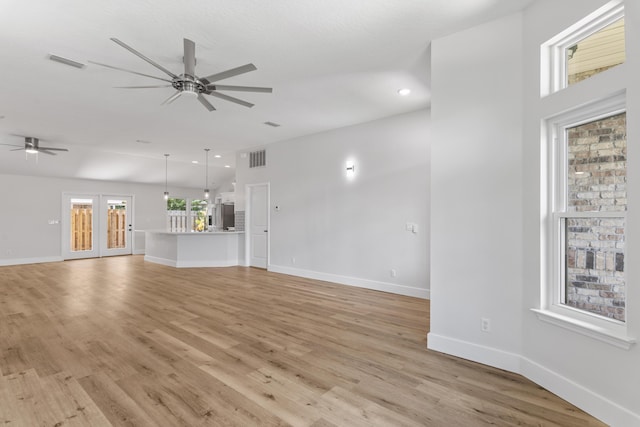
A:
[568, 64, 620, 86]
[565, 113, 626, 321]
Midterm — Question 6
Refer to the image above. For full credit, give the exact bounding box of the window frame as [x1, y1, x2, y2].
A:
[541, 0, 624, 97]
[534, 92, 634, 349]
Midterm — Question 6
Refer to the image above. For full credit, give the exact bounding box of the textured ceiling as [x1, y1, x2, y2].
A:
[0, 0, 534, 189]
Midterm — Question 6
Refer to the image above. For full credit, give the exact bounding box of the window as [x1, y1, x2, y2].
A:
[166, 197, 209, 232]
[537, 93, 632, 348]
[561, 112, 626, 322]
[566, 18, 625, 86]
[167, 197, 187, 232]
[190, 199, 208, 232]
[541, 1, 624, 96]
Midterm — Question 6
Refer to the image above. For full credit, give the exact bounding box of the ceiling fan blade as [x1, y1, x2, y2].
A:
[206, 91, 254, 108]
[197, 94, 216, 111]
[89, 61, 172, 83]
[37, 150, 57, 156]
[0, 143, 22, 147]
[208, 84, 272, 93]
[9, 148, 24, 151]
[184, 38, 196, 78]
[114, 85, 173, 89]
[39, 147, 69, 152]
[110, 38, 178, 79]
[161, 91, 182, 105]
[201, 63, 257, 83]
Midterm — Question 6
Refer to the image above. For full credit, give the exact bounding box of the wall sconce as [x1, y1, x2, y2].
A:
[346, 160, 356, 178]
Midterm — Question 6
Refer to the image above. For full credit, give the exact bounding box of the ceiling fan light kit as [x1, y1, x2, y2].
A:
[92, 38, 272, 112]
[1, 136, 69, 156]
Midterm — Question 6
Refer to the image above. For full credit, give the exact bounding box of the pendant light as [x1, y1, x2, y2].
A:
[203, 148, 210, 200]
[163, 153, 170, 200]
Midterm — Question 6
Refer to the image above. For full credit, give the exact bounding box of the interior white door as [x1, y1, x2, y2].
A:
[249, 184, 268, 268]
[62, 194, 100, 260]
[101, 196, 133, 257]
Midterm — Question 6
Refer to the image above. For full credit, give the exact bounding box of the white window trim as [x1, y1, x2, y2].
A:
[541, 0, 624, 97]
[537, 91, 635, 349]
[167, 197, 208, 232]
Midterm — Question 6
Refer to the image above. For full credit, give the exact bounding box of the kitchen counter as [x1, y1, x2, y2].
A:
[144, 230, 244, 268]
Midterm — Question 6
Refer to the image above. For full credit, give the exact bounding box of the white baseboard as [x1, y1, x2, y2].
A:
[0, 256, 64, 267]
[427, 333, 640, 426]
[427, 333, 521, 372]
[520, 357, 640, 427]
[143, 255, 238, 268]
[269, 264, 430, 299]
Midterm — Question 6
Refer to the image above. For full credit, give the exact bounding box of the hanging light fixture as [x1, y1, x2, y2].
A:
[203, 148, 210, 199]
[163, 153, 170, 200]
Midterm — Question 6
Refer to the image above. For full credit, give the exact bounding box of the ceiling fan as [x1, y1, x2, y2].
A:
[90, 38, 273, 111]
[1, 137, 69, 156]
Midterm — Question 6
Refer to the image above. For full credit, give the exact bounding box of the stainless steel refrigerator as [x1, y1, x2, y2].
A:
[216, 202, 235, 230]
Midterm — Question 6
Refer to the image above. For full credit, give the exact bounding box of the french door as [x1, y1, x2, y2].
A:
[62, 194, 133, 260]
[100, 196, 133, 256]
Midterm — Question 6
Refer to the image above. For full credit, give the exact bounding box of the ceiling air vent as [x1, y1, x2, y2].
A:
[249, 149, 266, 168]
[264, 121, 281, 127]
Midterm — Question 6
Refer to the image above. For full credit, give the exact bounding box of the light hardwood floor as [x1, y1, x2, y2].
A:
[0, 256, 606, 426]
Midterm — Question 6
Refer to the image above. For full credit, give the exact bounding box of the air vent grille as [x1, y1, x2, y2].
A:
[249, 149, 266, 168]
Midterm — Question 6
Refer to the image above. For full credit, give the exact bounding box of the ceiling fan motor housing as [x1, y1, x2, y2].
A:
[173, 77, 206, 96]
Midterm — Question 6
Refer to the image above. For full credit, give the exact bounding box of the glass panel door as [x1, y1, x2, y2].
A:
[63, 194, 100, 260]
[101, 196, 132, 256]
[71, 198, 94, 252]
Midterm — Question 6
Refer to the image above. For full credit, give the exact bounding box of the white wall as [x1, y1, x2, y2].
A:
[0, 173, 202, 264]
[430, 2, 640, 425]
[236, 109, 430, 298]
[521, 0, 640, 424]
[429, 12, 524, 364]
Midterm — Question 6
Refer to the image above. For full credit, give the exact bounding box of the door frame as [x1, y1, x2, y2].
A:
[61, 192, 135, 260]
[100, 195, 134, 257]
[61, 193, 100, 260]
[244, 183, 270, 268]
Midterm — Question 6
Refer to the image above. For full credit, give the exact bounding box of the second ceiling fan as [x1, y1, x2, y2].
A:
[91, 38, 272, 112]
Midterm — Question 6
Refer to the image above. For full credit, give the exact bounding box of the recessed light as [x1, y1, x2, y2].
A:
[192, 160, 199, 164]
[397, 88, 411, 96]
[214, 154, 222, 158]
[224, 165, 230, 168]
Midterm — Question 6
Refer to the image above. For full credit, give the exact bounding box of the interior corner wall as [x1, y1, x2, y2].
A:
[235, 109, 430, 298]
[520, 1, 640, 425]
[0, 173, 202, 264]
[428, 12, 524, 368]
[430, 1, 640, 425]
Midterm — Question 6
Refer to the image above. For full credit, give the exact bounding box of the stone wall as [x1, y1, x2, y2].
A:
[565, 112, 626, 321]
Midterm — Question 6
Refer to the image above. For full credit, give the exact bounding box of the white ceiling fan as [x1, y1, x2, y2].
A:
[1, 136, 69, 155]
[90, 38, 273, 111]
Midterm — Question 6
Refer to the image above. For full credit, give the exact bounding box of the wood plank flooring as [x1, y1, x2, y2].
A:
[0, 256, 606, 426]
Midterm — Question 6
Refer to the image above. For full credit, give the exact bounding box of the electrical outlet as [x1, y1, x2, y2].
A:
[481, 318, 491, 332]
[390, 269, 397, 278]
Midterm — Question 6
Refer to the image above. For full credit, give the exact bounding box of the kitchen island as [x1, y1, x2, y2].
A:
[144, 230, 244, 268]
